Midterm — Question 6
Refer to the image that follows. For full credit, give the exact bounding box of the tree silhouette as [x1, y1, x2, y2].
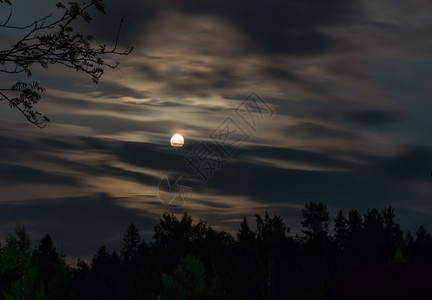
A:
[381, 206, 404, 261]
[412, 225, 432, 261]
[35, 234, 60, 283]
[345, 209, 364, 260]
[162, 254, 222, 300]
[68, 259, 91, 300]
[0, 0, 132, 127]
[403, 230, 418, 263]
[237, 217, 255, 244]
[119, 223, 155, 300]
[334, 209, 349, 251]
[363, 208, 386, 262]
[121, 223, 141, 264]
[153, 213, 196, 268]
[33, 234, 69, 300]
[300, 203, 335, 299]
[236, 217, 260, 299]
[90, 245, 122, 300]
[301, 202, 330, 242]
[0, 224, 42, 299]
[256, 212, 294, 299]
[2, 205, 432, 299]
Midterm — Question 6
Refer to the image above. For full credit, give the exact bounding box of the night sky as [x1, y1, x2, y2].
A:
[1, 0, 431, 259]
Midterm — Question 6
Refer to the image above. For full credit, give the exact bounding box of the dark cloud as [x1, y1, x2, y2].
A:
[0, 193, 158, 258]
[0, 164, 83, 187]
[262, 67, 299, 81]
[134, 62, 241, 96]
[87, 81, 151, 100]
[51, 114, 148, 134]
[346, 110, 405, 126]
[368, 146, 432, 182]
[285, 122, 365, 141]
[81, 0, 158, 45]
[112, 140, 192, 174]
[149, 0, 360, 55]
[201, 156, 412, 213]
[89, 0, 360, 56]
[239, 145, 354, 170]
[0, 135, 41, 158]
[39, 153, 159, 187]
[325, 58, 371, 81]
[34, 135, 198, 182]
[41, 94, 156, 117]
[28, 67, 148, 100]
[0, 131, 192, 188]
[48, 111, 207, 134]
[0, 129, 90, 158]
[194, 198, 232, 210]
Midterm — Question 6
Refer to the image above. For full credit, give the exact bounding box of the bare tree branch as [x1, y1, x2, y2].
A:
[0, 0, 133, 127]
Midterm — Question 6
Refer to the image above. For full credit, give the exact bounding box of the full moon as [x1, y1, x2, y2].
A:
[170, 134, 184, 148]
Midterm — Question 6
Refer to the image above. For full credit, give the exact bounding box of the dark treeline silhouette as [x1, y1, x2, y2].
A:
[1, 203, 432, 299]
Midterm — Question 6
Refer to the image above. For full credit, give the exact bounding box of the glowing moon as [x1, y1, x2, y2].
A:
[170, 134, 184, 148]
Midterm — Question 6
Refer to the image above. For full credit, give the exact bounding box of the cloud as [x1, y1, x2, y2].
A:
[368, 146, 432, 182]
[0, 164, 83, 187]
[0, 193, 159, 258]
[346, 110, 405, 126]
[0, 117, 431, 254]
[138, 0, 360, 55]
[1, 0, 432, 257]
[239, 145, 354, 171]
[262, 67, 300, 82]
[285, 122, 365, 141]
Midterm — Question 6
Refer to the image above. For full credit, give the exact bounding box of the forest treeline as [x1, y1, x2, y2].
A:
[1, 202, 432, 299]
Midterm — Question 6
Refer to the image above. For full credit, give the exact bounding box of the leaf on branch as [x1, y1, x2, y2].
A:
[94, 0, 106, 14]
[40, 61, 48, 69]
[81, 11, 92, 23]
[55, 2, 66, 9]
[69, 2, 81, 19]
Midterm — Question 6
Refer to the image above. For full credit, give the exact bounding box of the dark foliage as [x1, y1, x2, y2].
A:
[1, 203, 432, 299]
